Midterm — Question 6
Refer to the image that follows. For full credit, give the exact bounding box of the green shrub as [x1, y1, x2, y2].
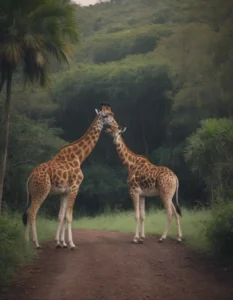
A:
[0, 213, 34, 286]
[0, 212, 57, 287]
[205, 201, 233, 259]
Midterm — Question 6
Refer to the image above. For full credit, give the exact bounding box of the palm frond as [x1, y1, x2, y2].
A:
[0, 41, 22, 67]
[0, 0, 79, 88]
[45, 39, 70, 65]
[22, 34, 44, 50]
[23, 49, 50, 87]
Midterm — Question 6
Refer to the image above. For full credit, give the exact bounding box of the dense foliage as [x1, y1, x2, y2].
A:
[205, 202, 233, 259]
[0, 213, 33, 285]
[0, 212, 58, 287]
[185, 118, 233, 203]
[0, 0, 233, 217]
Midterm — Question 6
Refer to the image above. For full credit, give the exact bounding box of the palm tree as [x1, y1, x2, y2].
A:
[0, 0, 79, 212]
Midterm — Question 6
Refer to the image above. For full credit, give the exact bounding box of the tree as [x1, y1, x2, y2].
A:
[184, 118, 233, 203]
[0, 0, 79, 212]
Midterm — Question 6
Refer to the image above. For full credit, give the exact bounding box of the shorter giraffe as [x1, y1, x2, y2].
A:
[22, 103, 118, 250]
[105, 126, 182, 244]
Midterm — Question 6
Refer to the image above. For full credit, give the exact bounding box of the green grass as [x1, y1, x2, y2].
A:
[0, 212, 57, 287]
[74, 208, 211, 252]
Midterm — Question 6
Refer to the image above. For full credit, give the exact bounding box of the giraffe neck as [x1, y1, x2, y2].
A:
[56, 115, 104, 164]
[114, 137, 138, 170]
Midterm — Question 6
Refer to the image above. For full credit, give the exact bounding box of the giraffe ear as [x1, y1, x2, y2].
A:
[95, 109, 100, 115]
[121, 127, 127, 133]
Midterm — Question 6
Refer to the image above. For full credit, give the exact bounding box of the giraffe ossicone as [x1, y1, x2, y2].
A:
[22, 103, 119, 250]
[105, 125, 182, 244]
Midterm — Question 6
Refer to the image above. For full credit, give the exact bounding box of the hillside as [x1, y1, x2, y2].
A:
[1, 0, 233, 215]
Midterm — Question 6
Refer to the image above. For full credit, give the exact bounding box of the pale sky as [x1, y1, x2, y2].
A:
[73, 0, 99, 6]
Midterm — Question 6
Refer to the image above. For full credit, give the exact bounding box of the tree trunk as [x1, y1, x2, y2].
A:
[0, 71, 12, 213]
[0, 70, 6, 94]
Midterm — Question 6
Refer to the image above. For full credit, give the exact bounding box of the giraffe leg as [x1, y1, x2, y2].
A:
[159, 202, 173, 243]
[63, 174, 83, 250]
[66, 190, 79, 250]
[66, 207, 76, 250]
[60, 221, 68, 248]
[25, 174, 50, 248]
[172, 203, 182, 242]
[26, 193, 49, 248]
[130, 191, 140, 244]
[139, 196, 145, 243]
[55, 195, 68, 248]
[27, 201, 44, 249]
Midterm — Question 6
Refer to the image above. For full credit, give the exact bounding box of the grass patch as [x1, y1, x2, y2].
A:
[0, 212, 57, 287]
[74, 208, 211, 252]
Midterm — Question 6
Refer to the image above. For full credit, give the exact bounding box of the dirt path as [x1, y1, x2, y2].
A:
[2, 230, 233, 300]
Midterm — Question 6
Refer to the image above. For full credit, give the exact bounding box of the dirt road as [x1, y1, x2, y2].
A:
[2, 230, 233, 300]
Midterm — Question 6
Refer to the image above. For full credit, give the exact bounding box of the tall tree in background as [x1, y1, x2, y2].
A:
[0, 0, 79, 212]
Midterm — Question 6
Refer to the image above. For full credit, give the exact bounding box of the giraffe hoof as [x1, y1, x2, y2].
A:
[70, 246, 78, 251]
[132, 239, 139, 244]
[36, 246, 42, 249]
[62, 245, 68, 249]
[56, 244, 62, 249]
[158, 238, 164, 243]
[176, 238, 182, 243]
[138, 236, 145, 244]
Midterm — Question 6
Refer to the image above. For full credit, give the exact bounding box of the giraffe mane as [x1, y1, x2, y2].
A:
[120, 136, 150, 162]
[58, 115, 99, 152]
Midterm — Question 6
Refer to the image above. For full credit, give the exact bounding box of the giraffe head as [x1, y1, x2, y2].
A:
[105, 125, 127, 144]
[95, 103, 118, 128]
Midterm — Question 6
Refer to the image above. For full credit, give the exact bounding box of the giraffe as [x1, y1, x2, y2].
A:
[105, 125, 182, 244]
[22, 103, 118, 250]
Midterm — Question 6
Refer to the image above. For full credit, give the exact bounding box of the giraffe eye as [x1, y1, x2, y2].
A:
[103, 115, 108, 119]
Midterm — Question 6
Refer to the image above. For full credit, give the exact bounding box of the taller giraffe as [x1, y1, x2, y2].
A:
[106, 125, 182, 244]
[22, 103, 118, 250]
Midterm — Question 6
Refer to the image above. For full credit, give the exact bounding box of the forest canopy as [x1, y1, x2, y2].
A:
[0, 0, 233, 215]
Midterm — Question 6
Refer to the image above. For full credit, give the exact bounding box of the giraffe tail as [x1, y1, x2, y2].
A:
[175, 177, 182, 217]
[22, 176, 31, 226]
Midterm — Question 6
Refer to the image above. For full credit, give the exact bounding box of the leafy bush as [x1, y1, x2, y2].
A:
[205, 201, 233, 259]
[0, 212, 58, 287]
[0, 213, 33, 286]
[184, 118, 233, 202]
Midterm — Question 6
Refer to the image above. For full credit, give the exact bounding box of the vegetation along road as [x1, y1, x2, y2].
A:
[3, 230, 233, 300]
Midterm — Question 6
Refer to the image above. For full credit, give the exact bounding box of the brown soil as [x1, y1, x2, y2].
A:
[2, 229, 233, 300]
